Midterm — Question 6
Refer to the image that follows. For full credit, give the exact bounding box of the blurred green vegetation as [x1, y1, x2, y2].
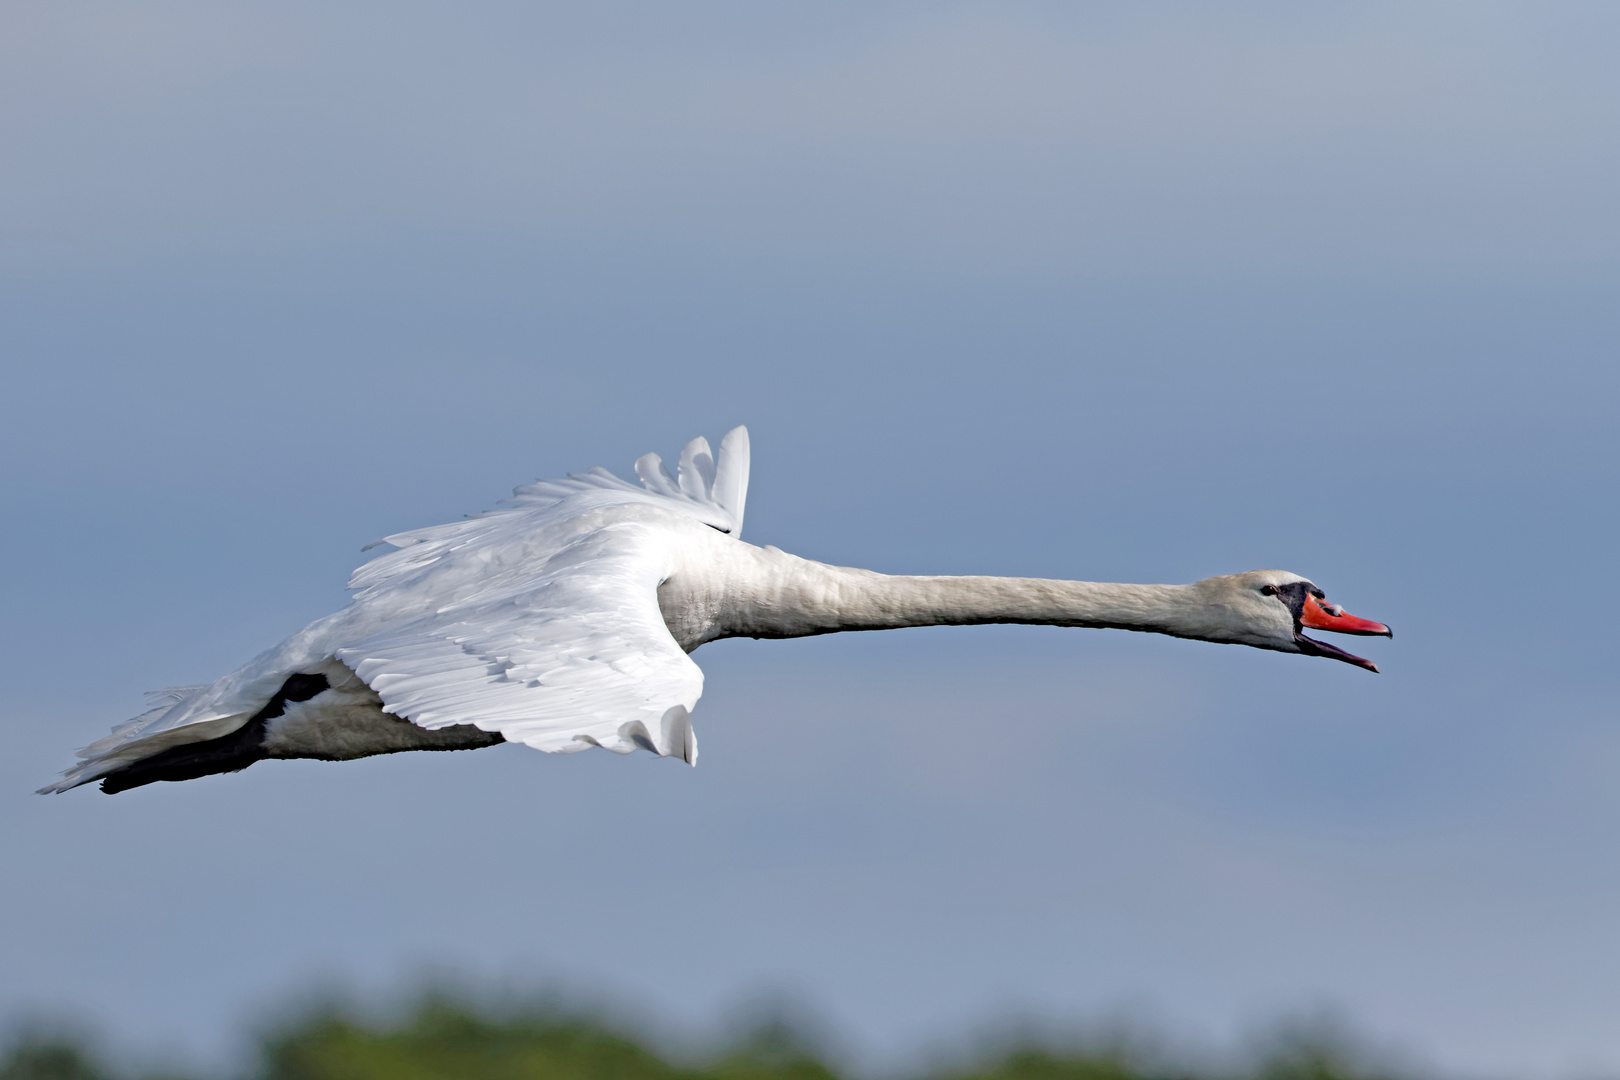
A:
[0, 997, 1417, 1080]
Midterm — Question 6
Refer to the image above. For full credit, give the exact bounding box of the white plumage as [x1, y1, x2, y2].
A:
[42, 425, 1389, 795]
[43, 429, 750, 792]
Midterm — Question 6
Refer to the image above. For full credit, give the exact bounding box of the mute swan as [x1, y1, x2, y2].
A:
[41, 427, 1390, 795]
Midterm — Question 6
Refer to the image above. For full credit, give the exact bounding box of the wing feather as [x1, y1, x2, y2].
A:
[337, 513, 703, 759]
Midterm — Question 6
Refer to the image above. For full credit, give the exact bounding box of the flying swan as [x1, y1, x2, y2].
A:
[41, 427, 1390, 794]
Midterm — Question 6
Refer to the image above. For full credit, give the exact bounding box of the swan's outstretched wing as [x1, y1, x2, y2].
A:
[338, 507, 704, 760]
[40, 428, 749, 791]
[339, 426, 750, 757]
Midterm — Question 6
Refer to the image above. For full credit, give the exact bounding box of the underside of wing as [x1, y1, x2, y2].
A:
[333, 429, 750, 759]
[338, 511, 705, 762]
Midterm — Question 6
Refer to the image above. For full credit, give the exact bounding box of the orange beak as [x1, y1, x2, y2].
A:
[1300, 594, 1392, 638]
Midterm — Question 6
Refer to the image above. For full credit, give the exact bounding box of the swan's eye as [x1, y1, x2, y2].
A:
[1260, 584, 1278, 596]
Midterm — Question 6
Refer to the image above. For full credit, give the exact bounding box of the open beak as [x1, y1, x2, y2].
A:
[1296, 594, 1392, 673]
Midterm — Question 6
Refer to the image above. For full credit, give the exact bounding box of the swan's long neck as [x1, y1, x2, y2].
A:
[661, 539, 1201, 652]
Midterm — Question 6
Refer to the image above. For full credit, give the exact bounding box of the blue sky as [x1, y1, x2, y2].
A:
[3, 4, 1618, 1077]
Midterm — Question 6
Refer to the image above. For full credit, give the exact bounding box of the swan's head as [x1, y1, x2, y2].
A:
[1191, 570, 1392, 672]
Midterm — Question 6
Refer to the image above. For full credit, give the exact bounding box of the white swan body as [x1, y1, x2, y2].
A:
[41, 427, 1389, 795]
